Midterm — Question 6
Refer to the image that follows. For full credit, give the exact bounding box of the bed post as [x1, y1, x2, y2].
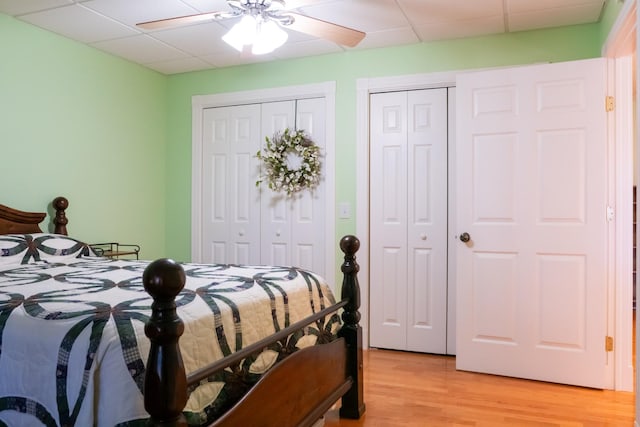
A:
[338, 235, 366, 419]
[143, 259, 188, 427]
[52, 196, 68, 235]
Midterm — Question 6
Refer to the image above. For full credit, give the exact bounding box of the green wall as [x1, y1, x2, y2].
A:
[165, 23, 603, 261]
[600, 0, 625, 45]
[2, 1, 624, 263]
[1, 14, 167, 259]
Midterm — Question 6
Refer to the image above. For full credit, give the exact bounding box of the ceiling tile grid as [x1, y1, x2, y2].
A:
[0, 0, 608, 74]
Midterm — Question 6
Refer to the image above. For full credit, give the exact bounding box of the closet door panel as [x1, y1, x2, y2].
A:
[202, 104, 261, 265]
[406, 88, 448, 353]
[292, 97, 326, 275]
[260, 101, 296, 267]
[369, 91, 409, 350]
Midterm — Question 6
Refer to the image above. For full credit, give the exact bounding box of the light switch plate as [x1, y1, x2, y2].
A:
[339, 202, 351, 219]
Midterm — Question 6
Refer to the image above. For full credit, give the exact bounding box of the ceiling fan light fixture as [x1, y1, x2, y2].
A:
[252, 19, 288, 55]
[222, 15, 258, 52]
[222, 13, 288, 55]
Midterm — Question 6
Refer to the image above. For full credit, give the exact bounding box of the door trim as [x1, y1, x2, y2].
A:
[192, 82, 337, 287]
[602, 0, 637, 394]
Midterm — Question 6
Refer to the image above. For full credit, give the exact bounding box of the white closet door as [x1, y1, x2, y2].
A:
[369, 89, 448, 353]
[260, 101, 296, 267]
[202, 104, 262, 265]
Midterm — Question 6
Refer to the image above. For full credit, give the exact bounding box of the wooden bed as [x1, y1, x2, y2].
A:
[0, 197, 365, 427]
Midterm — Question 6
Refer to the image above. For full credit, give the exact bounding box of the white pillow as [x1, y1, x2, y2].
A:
[0, 235, 29, 266]
[0, 233, 96, 265]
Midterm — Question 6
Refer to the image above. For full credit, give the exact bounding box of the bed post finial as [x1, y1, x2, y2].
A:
[52, 196, 68, 235]
[143, 259, 188, 427]
[338, 235, 366, 419]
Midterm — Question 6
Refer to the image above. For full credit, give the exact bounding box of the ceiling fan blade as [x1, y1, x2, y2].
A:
[285, 12, 365, 47]
[137, 11, 228, 30]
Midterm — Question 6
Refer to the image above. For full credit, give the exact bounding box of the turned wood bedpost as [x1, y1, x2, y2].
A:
[338, 235, 366, 419]
[52, 196, 68, 235]
[143, 259, 188, 427]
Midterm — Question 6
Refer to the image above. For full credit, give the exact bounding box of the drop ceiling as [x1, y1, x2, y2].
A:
[0, 0, 609, 75]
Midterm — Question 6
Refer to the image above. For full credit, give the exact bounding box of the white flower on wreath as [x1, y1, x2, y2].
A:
[256, 128, 322, 197]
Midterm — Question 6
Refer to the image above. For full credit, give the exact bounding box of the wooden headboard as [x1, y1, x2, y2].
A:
[0, 197, 69, 235]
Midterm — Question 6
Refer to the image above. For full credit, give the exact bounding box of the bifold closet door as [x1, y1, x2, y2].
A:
[369, 88, 448, 354]
[201, 99, 326, 275]
[201, 104, 262, 265]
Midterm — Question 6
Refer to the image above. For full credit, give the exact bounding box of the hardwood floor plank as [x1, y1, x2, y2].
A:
[323, 349, 635, 426]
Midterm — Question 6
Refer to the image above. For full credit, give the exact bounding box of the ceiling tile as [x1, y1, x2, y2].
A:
[506, 0, 605, 14]
[90, 34, 189, 64]
[273, 38, 343, 60]
[19, 4, 137, 43]
[82, 0, 198, 26]
[299, 0, 409, 32]
[398, 0, 504, 24]
[414, 15, 505, 42]
[150, 21, 229, 55]
[180, 0, 231, 13]
[200, 51, 276, 68]
[509, 3, 605, 32]
[145, 56, 214, 74]
[0, 0, 72, 15]
[354, 27, 419, 49]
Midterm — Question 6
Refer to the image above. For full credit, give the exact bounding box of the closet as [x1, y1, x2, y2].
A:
[199, 98, 327, 276]
[369, 88, 449, 354]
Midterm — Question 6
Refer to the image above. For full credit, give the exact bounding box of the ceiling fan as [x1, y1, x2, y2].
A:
[137, 0, 366, 52]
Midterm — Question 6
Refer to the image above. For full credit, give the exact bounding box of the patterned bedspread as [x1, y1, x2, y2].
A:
[0, 234, 339, 427]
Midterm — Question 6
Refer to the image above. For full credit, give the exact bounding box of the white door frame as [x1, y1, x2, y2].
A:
[356, 57, 631, 390]
[601, 0, 639, 410]
[602, 0, 637, 395]
[192, 82, 337, 287]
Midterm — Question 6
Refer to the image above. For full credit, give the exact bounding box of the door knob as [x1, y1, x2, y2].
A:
[459, 232, 471, 243]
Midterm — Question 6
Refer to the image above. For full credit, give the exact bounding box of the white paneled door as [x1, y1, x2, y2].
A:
[260, 98, 326, 274]
[369, 88, 449, 354]
[201, 99, 326, 276]
[202, 104, 262, 265]
[260, 101, 296, 267]
[456, 58, 609, 388]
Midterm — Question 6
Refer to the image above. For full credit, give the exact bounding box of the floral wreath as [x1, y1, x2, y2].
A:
[256, 128, 322, 197]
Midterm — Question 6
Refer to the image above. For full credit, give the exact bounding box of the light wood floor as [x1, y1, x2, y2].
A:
[323, 348, 635, 426]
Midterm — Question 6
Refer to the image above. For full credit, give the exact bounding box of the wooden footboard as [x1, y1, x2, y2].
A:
[143, 235, 365, 427]
[211, 338, 349, 427]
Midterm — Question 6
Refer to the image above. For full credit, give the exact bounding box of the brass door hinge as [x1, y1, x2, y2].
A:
[605, 336, 614, 352]
[606, 96, 615, 112]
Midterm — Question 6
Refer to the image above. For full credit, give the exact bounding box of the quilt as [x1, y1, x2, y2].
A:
[0, 234, 339, 427]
